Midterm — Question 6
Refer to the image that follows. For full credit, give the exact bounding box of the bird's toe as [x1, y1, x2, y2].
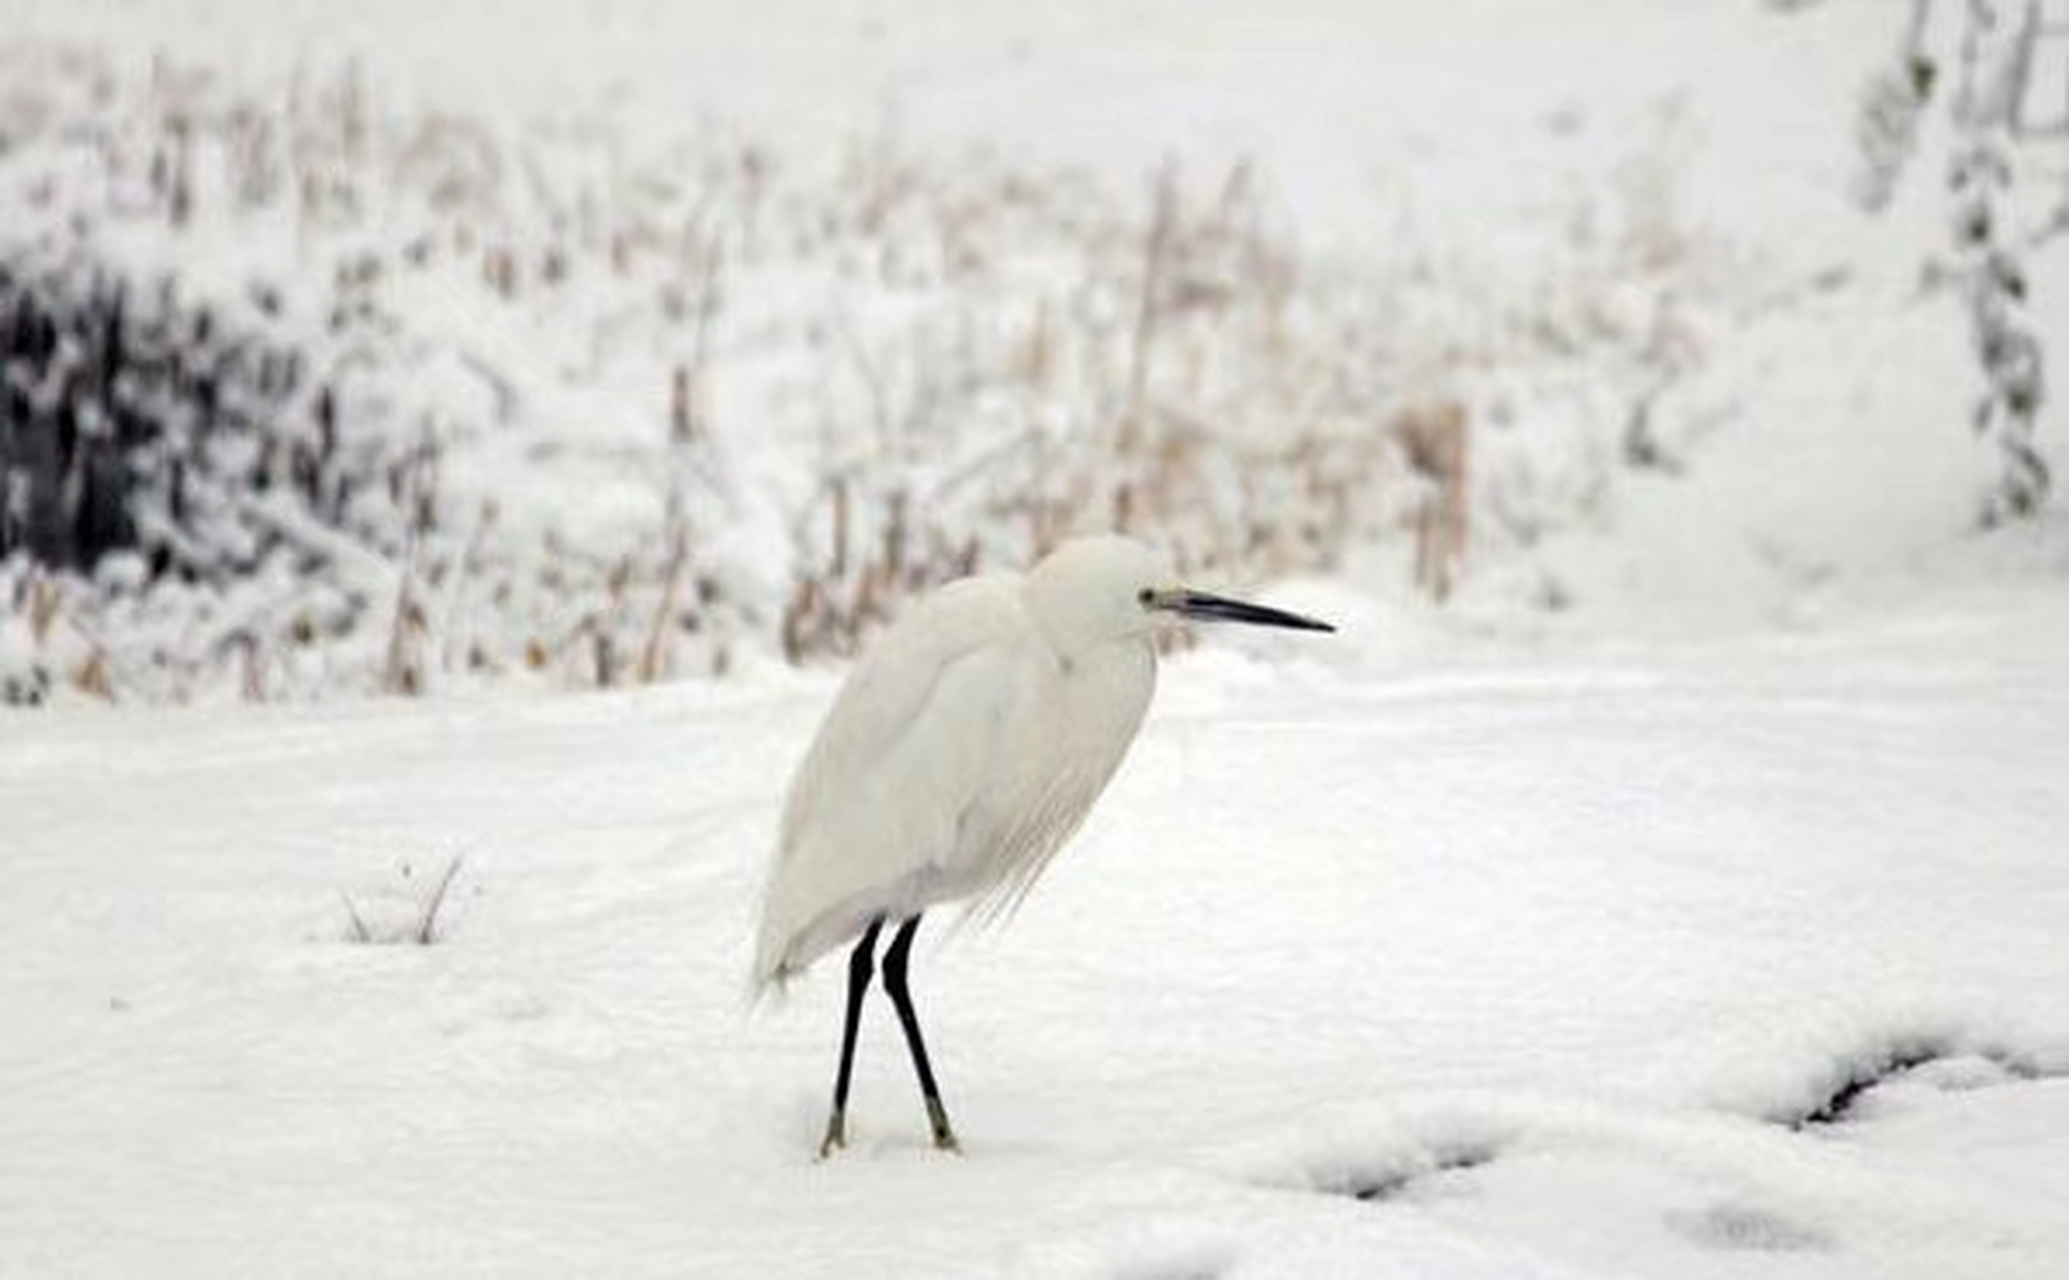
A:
[925, 1097, 960, 1154]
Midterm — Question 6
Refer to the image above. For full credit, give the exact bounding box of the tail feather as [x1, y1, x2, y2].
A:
[748, 926, 796, 1005]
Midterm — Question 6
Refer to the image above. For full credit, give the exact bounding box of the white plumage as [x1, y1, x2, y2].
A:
[753, 536, 1159, 989]
[749, 533, 1332, 1155]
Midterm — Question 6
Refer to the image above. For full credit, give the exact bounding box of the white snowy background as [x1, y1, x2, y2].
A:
[4, 1, 2068, 1276]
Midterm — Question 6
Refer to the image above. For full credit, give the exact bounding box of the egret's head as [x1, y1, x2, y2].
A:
[1027, 535, 1335, 657]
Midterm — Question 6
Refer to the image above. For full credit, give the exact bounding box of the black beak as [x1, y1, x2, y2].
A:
[1167, 589, 1336, 633]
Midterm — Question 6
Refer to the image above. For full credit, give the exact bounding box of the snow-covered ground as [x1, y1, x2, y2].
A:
[0, 0, 1887, 255]
[5, 586, 2068, 1278]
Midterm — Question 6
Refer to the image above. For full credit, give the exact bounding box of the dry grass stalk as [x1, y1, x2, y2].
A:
[1123, 164, 1179, 457]
[339, 855, 466, 946]
[1394, 401, 1472, 601]
[637, 520, 690, 684]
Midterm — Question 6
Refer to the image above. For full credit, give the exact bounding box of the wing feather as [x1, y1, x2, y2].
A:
[752, 575, 1028, 988]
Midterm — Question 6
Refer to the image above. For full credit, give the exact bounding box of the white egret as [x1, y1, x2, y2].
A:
[751, 534, 1334, 1155]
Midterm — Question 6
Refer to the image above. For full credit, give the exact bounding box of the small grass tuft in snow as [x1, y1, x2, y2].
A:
[338, 854, 467, 946]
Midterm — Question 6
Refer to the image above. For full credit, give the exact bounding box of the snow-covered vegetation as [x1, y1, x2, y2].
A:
[5, 1, 2057, 703]
[0, 51, 1717, 700]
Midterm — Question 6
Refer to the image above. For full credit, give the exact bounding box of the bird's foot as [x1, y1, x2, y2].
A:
[818, 1111, 847, 1160]
[925, 1097, 961, 1155]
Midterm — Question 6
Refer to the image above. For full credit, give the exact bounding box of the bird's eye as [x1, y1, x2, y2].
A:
[1137, 587, 1155, 607]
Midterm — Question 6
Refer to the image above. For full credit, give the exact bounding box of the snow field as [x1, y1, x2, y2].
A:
[5, 589, 2067, 1277]
[3, 0, 2068, 1274]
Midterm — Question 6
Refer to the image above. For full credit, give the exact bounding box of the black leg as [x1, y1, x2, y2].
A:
[881, 914, 959, 1152]
[820, 916, 884, 1158]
